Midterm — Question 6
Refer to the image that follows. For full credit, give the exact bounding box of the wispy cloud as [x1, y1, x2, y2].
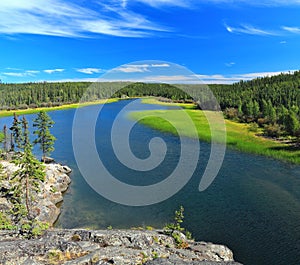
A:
[3, 69, 40, 77]
[248, 0, 300, 6]
[0, 0, 170, 38]
[225, 23, 276, 36]
[31, 69, 297, 84]
[225, 62, 235, 67]
[44, 69, 65, 74]
[115, 63, 170, 73]
[196, 70, 297, 84]
[225, 22, 300, 37]
[200, 0, 300, 7]
[282, 26, 300, 34]
[131, 0, 192, 8]
[3, 72, 26, 77]
[76, 68, 105, 74]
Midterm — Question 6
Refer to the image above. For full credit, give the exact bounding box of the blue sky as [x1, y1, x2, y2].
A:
[0, 0, 300, 84]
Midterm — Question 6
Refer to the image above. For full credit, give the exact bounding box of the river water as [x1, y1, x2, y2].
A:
[1, 99, 300, 265]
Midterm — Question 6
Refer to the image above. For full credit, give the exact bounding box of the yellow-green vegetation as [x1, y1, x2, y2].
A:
[130, 105, 300, 164]
[0, 212, 15, 230]
[163, 206, 192, 249]
[0, 98, 119, 118]
[141, 97, 197, 109]
[47, 248, 89, 265]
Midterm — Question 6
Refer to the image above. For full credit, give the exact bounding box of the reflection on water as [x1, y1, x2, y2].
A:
[1, 99, 300, 265]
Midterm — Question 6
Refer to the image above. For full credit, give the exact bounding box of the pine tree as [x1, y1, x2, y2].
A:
[253, 100, 260, 118]
[2, 125, 8, 152]
[284, 111, 300, 136]
[9, 113, 23, 151]
[33, 111, 56, 162]
[13, 117, 45, 218]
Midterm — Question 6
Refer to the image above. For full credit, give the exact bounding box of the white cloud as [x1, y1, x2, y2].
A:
[115, 63, 170, 73]
[0, 0, 169, 38]
[225, 23, 300, 37]
[33, 69, 297, 84]
[26, 70, 40, 74]
[131, 0, 192, 8]
[225, 23, 276, 36]
[3, 69, 40, 77]
[3, 0, 298, 39]
[3, 72, 26, 77]
[121, 0, 128, 8]
[143, 75, 195, 82]
[44, 69, 65, 74]
[196, 70, 297, 84]
[199, 0, 300, 6]
[282, 26, 300, 34]
[225, 62, 235, 67]
[117, 66, 150, 73]
[126, 0, 300, 8]
[151, 63, 170, 67]
[76, 68, 105, 74]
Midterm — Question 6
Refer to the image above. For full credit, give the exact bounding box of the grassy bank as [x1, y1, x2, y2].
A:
[141, 97, 197, 109]
[0, 98, 119, 118]
[130, 107, 300, 164]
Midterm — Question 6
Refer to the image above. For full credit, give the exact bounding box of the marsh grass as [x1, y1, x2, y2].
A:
[130, 107, 300, 164]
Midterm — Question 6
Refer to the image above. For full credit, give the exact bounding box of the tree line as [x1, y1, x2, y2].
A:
[0, 81, 192, 110]
[0, 71, 299, 138]
[210, 71, 300, 138]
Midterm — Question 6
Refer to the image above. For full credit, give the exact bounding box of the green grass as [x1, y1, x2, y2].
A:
[141, 97, 198, 109]
[129, 108, 300, 165]
[0, 98, 119, 118]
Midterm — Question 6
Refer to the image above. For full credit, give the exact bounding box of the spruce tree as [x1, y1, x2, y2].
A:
[33, 111, 56, 162]
[284, 111, 300, 136]
[9, 113, 23, 151]
[2, 125, 8, 152]
[13, 117, 45, 218]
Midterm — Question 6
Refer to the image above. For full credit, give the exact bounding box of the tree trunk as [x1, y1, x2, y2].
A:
[42, 144, 45, 163]
[25, 175, 30, 216]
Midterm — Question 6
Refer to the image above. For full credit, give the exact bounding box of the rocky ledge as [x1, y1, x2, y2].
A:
[0, 229, 242, 265]
[0, 161, 72, 226]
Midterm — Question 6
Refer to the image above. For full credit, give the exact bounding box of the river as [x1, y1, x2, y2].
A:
[1, 99, 300, 265]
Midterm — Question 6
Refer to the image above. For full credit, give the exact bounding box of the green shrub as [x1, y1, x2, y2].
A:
[163, 206, 193, 248]
[264, 123, 283, 138]
[248, 122, 259, 132]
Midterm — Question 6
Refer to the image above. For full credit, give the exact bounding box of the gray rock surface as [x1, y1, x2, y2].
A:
[0, 161, 71, 226]
[0, 229, 242, 265]
[144, 260, 242, 265]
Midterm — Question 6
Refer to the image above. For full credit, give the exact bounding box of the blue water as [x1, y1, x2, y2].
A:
[1, 99, 300, 265]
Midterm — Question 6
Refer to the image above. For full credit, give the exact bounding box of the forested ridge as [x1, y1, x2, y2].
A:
[0, 70, 300, 138]
[211, 71, 300, 138]
[0, 81, 191, 109]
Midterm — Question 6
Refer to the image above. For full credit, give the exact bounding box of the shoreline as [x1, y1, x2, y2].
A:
[130, 99, 300, 164]
[0, 228, 242, 264]
[0, 160, 72, 227]
[0, 98, 119, 118]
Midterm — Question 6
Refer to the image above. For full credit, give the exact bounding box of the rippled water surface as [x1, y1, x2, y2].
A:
[1, 99, 300, 265]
